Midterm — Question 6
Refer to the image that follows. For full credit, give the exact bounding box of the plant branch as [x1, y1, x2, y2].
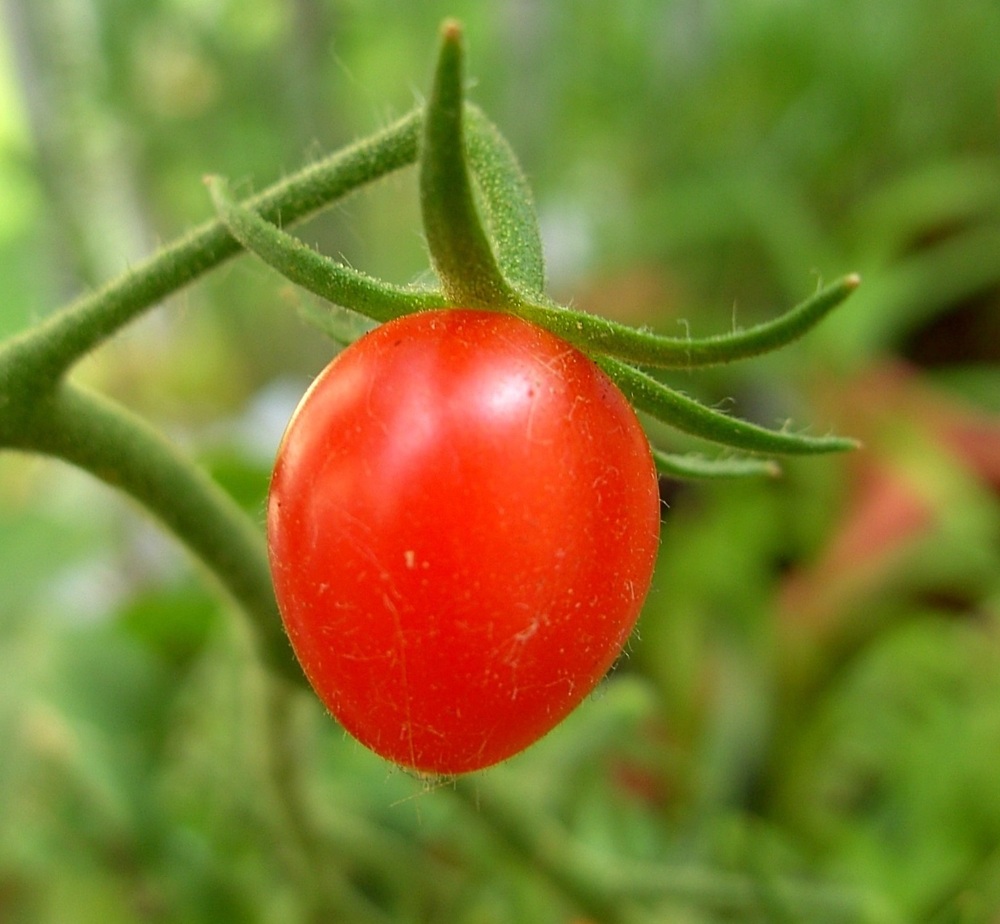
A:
[9, 380, 300, 682]
[0, 108, 423, 387]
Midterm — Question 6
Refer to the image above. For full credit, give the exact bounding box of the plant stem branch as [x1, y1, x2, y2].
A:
[12, 380, 300, 682]
[0, 108, 422, 386]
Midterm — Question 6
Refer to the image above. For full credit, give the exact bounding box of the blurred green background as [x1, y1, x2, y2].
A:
[2, 1, 1000, 921]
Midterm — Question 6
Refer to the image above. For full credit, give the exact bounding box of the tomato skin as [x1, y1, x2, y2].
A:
[268, 310, 660, 774]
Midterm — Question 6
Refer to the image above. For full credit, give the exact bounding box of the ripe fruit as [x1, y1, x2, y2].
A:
[267, 309, 660, 774]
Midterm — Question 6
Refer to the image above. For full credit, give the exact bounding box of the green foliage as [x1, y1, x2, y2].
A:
[1, 1, 999, 922]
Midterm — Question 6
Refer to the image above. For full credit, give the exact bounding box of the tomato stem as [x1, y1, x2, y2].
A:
[7, 380, 301, 682]
[0, 108, 423, 391]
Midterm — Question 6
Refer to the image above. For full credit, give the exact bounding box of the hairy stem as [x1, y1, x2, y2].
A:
[10, 381, 299, 682]
[0, 108, 422, 386]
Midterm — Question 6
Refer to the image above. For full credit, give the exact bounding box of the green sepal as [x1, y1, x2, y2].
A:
[513, 274, 860, 369]
[464, 104, 545, 297]
[653, 449, 781, 480]
[207, 176, 447, 324]
[419, 21, 519, 307]
[297, 300, 377, 347]
[599, 355, 859, 456]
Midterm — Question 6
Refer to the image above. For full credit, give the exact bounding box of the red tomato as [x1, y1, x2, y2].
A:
[267, 310, 660, 774]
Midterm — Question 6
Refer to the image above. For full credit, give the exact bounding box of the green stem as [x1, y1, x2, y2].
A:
[0, 108, 422, 386]
[11, 381, 299, 682]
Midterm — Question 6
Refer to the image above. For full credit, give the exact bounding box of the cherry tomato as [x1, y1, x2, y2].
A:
[267, 309, 660, 774]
